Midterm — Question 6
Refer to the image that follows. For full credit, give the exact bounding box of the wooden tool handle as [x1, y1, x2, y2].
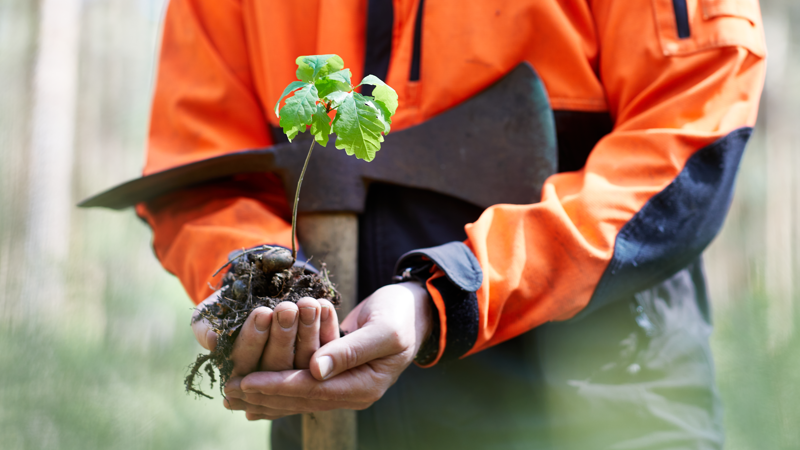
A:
[296, 212, 358, 450]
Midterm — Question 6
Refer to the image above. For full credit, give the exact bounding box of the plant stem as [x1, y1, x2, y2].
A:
[291, 139, 316, 263]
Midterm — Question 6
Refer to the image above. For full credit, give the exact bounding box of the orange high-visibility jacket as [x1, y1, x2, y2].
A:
[137, 0, 765, 366]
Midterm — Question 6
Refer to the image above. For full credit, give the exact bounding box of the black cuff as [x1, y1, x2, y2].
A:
[394, 241, 482, 291]
[394, 242, 482, 363]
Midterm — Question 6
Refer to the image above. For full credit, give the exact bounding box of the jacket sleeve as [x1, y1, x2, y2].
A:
[403, 0, 766, 366]
[136, 0, 292, 304]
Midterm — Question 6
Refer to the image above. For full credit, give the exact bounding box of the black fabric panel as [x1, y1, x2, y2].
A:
[553, 110, 613, 173]
[363, 0, 394, 97]
[270, 124, 292, 144]
[395, 242, 483, 292]
[672, 0, 691, 39]
[358, 183, 485, 300]
[575, 127, 752, 320]
[392, 241, 482, 364]
[430, 276, 480, 361]
[409, 0, 424, 81]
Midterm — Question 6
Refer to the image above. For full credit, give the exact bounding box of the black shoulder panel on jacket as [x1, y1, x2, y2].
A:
[573, 127, 752, 320]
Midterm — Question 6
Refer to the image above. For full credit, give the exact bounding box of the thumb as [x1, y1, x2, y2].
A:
[309, 323, 404, 381]
[192, 291, 221, 351]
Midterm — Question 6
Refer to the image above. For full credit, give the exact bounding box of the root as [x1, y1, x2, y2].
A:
[185, 353, 214, 399]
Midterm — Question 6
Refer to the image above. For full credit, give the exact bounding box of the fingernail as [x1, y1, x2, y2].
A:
[317, 355, 334, 380]
[255, 312, 271, 332]
[277, 309, 297, 328]
[320, 306, 331, 321]
[299, 307, 317, 325]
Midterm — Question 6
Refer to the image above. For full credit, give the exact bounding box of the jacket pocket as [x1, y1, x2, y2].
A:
[701, 0, 760, 25]
[652, 0, 765, 57]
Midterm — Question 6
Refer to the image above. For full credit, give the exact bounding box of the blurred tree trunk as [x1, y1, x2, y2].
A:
[762, 10, 797, 350]
[22, 0, 81, 322]
[0, 0, 40, 326]
[705, 0, 800, 350]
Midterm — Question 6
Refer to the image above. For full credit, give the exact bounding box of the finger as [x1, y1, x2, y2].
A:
[224, 376, 245, 399]
[223, 396, 248, 411]
[246, 412, 282, 421]
[191, 316, 213, 350]
[192, 292, 220, 351]
[230, 306, 273, 376]
[225, 380, 312, 416]
[225, 384, 314, 417]
[260, 301, 299, 371]
[223, 397, 301, 417]
[294, 298, 321, 369]
[241, 365, 391, 404]
[234, 391, 369, 412]
[318, 299, 339, 346]
[310, 323, 406, 381]
[225, 396, 300, 415]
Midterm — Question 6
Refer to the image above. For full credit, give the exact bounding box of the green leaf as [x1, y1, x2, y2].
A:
[295, 54, 344, 82]
[274, 80, 309, 117]
[316, 79, 350, 99]
[331, 92, 386, 162]
[310, 104, 332, 146]
[372, 97, 393, 135]
[315, 68, 352, 98]
[278, 84, 319, 141]
[359, 75, 398, 116]
[324, 90, 350, 109]
[315, 71, 352, 100]
[324, 69, 352, 85]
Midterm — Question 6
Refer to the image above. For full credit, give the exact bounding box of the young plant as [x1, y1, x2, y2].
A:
[184, 55, 397, 399]
[275, 54, 398, 262]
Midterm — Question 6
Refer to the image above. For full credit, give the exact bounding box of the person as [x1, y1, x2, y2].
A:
[135, 0, 766, 448]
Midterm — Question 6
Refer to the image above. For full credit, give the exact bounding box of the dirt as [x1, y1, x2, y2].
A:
[184, 248, 340, 399]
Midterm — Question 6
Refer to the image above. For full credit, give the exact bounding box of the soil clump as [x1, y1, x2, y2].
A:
[184, 247, 339, 399]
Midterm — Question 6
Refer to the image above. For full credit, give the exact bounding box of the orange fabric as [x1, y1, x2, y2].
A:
[137, 173, 293, 304]
[141, 0, 765, 350]
[146, 0, 612, 178]
[461, 4, 765, 356]
[146, 0, 273, 175]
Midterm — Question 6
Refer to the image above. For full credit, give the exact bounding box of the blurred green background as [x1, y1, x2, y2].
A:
[0, 0, 798, 449]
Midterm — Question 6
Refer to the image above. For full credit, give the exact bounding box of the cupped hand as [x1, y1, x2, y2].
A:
[221, 281, 432, 420]
[191, 292, 340, 378]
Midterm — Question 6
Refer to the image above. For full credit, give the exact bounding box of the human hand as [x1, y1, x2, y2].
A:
[221, 281, 432, 420]
[191, 292, 340, 377]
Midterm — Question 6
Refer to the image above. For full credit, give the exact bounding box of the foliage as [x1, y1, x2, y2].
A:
[275, 54, 397, 162]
